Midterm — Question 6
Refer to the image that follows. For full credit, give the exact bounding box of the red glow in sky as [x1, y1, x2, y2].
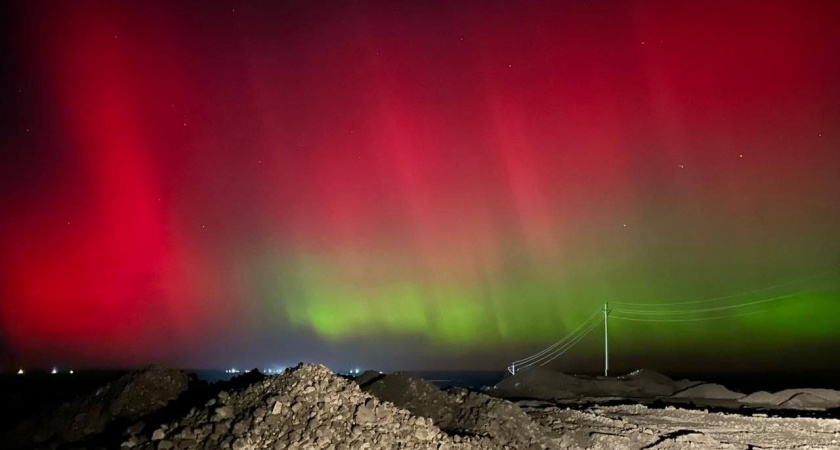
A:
[1, 0, 839, 370]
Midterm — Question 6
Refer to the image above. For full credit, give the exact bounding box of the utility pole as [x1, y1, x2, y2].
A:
[602, 303, 610, 377]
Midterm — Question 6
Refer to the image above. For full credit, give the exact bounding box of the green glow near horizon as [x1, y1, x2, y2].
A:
[253, 250, 839, 349]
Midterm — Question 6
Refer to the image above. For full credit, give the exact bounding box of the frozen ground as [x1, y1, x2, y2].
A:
[523, 401, 840, 449]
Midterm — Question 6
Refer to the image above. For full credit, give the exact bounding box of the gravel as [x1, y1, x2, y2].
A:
[6, 364, 839, 449]
[361, 372, 560, 448]
[2, 366, 191, 449]
[123, 364, 497, 450]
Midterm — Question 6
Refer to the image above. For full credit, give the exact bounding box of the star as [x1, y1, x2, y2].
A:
[678, 164, 685, 169]
[739, 154, 744, 158]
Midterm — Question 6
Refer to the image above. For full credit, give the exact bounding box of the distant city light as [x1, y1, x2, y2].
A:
[69, 369, 74, 374]
[17, 368, 24, 375]
[51, 367, 58, 374]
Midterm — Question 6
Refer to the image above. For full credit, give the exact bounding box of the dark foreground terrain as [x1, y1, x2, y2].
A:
[2, 365, 839, 449]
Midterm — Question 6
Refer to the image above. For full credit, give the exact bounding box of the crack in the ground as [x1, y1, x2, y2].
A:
[587, 430, 624, 437]
[639, 429, 704, 449]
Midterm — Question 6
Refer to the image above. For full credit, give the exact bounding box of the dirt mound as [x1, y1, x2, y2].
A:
[493, 367, 679, 400]
[361, 372, 559, 448]
[3, 366, 191, 449]
[671, 379, 704, 391]
[774, 388, 840, 405]
[618, 369, 674, 385]
[446, 388, 560, 448]
[124, 364, 495, 450]
[738, 390, 778, 405]
[670, 383, 745, 400]
[361, 372, 456, 426]
[779, 392, 839, 410]
[354, 370, 384, 387]
[491, 367, 581, 400]
[740, 388, 840, 409]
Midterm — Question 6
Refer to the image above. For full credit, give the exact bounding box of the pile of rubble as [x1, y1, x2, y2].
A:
[360, 372, 561, 449]
[3, 366, 192, 449]
[6, 362, 839, 450]
[123, 364, 498, 450]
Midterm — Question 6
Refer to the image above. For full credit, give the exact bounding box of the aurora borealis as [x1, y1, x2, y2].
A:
[1, 0, 839, 372]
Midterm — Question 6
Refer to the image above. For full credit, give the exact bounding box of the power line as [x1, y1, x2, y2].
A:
[613, 291, 800, 315]
[512, 311, 600, 365]
[513, 314, 600, 369]
[505, 270, 839, 376]
[611, 309, 772, 322]
[509, 311, 602, 374]
[611, 269, 836, 307]
[536, 320, 602, 367]
[518, 319, 602, 370]
[612, 280, 838, 316]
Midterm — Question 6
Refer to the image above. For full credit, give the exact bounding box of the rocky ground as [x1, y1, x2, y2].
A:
[523, 401, 840, 449]
[2, 364, 839, 449]
[120, 364, 495, 450]
[493, 367, 840, 412]
[2, 365, 193, 449]
[359, 371, 561, 448]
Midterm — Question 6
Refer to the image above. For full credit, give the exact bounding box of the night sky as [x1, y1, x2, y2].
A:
[1, 0, 839, 373]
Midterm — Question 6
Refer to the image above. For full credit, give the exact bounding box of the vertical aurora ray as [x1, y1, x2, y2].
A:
[1, 0, 839, 370]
